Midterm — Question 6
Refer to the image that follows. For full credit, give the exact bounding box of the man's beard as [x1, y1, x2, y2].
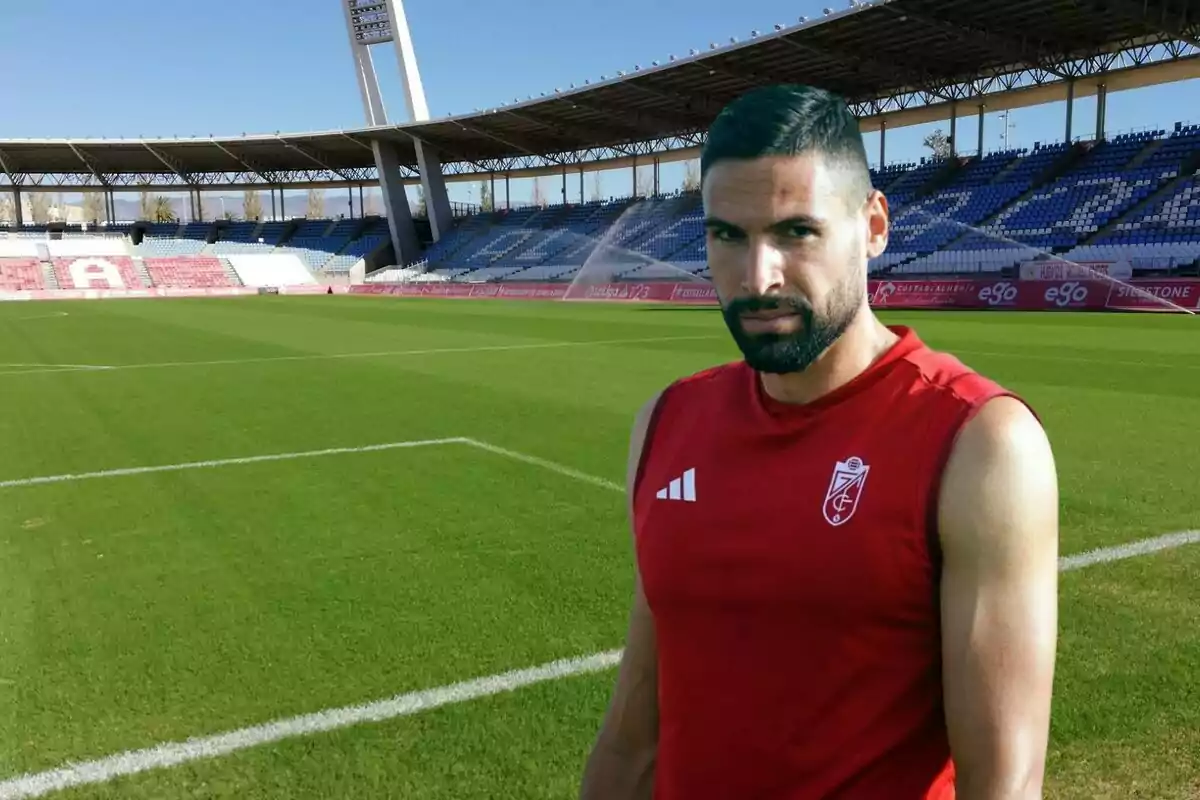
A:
[721, 284, 860, 374]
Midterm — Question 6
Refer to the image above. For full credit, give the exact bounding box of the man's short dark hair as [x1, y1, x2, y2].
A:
[701, 84, 872, 199]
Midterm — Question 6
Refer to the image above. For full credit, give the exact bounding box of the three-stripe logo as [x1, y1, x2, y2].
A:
[655, 468, 696, 502]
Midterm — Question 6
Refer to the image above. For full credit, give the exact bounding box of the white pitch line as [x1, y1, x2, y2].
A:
[1059, 529, 1200, 571]
[462, 438, 624, 493]
[0, 363, 111, 371]
[0, 650, 624, 800]
[5, 311, 69, 321]
[0, 334, 720, 378]
[0, 438, 1196, 797]
[0, 530, 1196, 798]
[0, 438, 468, 490]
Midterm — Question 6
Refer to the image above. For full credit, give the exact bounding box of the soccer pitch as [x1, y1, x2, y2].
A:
[0, 296, 1197, 799]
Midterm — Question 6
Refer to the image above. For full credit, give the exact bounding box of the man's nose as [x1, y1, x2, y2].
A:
[742, 240, 786, 295]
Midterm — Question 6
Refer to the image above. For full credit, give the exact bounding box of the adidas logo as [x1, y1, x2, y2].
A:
[655, 468, 696, 502]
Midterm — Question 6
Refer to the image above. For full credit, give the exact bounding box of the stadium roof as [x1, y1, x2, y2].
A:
[2, 0, 1198, 190]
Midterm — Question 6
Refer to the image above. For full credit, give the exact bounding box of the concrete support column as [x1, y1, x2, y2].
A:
[561, 167, 567, 205]
[14, 189, 23, 227]
[413, 141, 452, 241]
[977, 104, 986, 156]
[1096, 82, 1108, 140]
[372, 139, 422, 265]
[949, 104, 958, 157]
[631, 156, 638, 198]
[1065, 79, 1076, 143]
[579, 168, 584, 203]
[505, 174, 510, 210]
[879, 119, 887, 168]
[653, 158, 660, 196]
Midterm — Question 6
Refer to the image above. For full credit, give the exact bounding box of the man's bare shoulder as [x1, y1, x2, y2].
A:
[937, 394, 1057, 562]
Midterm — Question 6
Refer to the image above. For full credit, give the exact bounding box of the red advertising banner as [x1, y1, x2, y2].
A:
[1105, 279, 1200, 312]
[354, 278, 1200, 313]
[865, 278, 1200, 312]
[0, 285, 348, 302]
[1017, 259, 1132, 281]
[7, 277, 1189, 313]
[869, 278, 1112, 310]
[351, 281, 719, 303]
[868, 280, 988, 309]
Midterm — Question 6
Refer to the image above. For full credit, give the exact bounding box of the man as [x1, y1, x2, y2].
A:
[579, 84, 1059, 800]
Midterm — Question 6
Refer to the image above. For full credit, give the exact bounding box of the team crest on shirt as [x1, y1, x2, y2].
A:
[822, 456, 870, 526]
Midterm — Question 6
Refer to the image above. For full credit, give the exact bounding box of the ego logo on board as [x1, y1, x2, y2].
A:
[1044, 281, 1090, 307]
[977, 282, 1018, 306]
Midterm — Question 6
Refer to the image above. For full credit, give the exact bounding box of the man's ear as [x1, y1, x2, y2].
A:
[864, 189, 889, 260]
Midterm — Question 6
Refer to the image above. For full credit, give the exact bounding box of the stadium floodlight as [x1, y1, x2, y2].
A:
[774, 23, 783, 30]
[346, 0, 393, 45]
[799, 15, 808, 22]
[340, 0, 432, 128]
[652, 60, 659, 66]
[823, 7, 834, 15]
[751, 29, 760, 37]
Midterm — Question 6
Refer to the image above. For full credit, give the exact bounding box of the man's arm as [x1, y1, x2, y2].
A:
[579, 393, 663, 800]
[937, 396, 1059, 800]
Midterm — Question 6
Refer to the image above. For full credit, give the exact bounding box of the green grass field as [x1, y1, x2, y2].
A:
[0, 295, 1197, 799]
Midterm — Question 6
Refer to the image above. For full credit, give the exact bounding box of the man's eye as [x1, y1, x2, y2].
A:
[783, 224, 815, 239]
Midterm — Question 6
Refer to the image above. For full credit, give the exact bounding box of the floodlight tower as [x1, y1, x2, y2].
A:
[341, 0, 454, 264]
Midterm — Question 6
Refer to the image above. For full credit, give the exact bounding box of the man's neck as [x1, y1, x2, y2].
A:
[759, 311, 898, 406]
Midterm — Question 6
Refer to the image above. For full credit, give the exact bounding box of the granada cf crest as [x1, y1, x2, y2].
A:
[823, 456, 870, 526]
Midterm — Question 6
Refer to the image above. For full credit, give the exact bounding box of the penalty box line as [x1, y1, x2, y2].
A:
[0, 334, 722, 378]
[0, 437, 623, 493]
[0, 442, 1197, 798]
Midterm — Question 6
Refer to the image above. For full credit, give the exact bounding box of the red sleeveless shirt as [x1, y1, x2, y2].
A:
[633, 326, 1028, 800]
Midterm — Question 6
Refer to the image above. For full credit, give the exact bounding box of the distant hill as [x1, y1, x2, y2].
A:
[105, 193, 378, 223]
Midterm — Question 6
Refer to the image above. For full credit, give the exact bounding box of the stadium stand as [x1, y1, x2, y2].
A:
[225, 254, 317, 287]
[54, 256, 143, 289]
[0, 213, 396, 291]
[0, 257, 44, 290]
[364, 125, 1200, 284]
[144, 256, 239, 289]
[6, 130, 1200, 290]
[135, 235, 207, 257]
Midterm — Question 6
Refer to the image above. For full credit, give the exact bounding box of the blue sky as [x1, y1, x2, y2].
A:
[1, 0, 1197, 209]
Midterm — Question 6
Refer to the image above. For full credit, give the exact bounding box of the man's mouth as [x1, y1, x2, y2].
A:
[739, 309, 802, 333]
